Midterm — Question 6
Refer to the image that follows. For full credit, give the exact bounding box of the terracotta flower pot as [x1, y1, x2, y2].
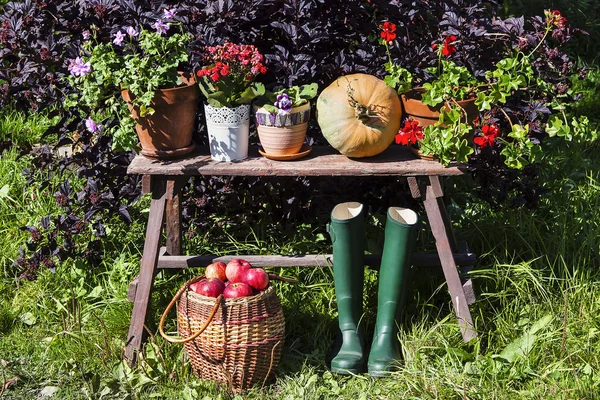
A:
[254, 103, 310, 156]
[401, 87, 478, 127]
[121, 73, 200, 159]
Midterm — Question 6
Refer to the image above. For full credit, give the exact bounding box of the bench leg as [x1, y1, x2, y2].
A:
[422, 176, 477, 341]
[125, 177, 167, 365]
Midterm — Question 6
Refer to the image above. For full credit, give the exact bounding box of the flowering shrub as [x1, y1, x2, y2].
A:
[196, 43, 267, 108]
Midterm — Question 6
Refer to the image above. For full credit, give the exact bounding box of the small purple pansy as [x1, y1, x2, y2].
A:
[274, 93, 293, 113]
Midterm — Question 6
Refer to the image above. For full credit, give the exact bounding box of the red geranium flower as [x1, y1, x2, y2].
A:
[380, 21, 397, 42]
[441, 35, 457, 57]
[474, 123, 499, 148]
[395, 119, 424, 146]
[545, 9, 567, 28]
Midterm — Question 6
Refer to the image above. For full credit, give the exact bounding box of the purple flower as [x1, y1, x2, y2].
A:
[163, 8, 176, 19]
[68, 57, 91, 77]
[82, 31, 90, 40]
[85, 118, 102, 133]
[125, 26, 138, 37]
[274, 93, 293, 113]
[152, 20, 169, 35]
[113, 31, 126, 46]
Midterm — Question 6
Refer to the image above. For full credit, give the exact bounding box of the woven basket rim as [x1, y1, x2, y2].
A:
[181, 276, 276, 305]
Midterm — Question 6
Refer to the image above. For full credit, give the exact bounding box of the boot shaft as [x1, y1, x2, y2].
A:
[327, 202, 366, 329]
[376, 207, 418, 329]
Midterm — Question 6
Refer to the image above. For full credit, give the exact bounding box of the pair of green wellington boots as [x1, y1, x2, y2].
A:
[326, 202, 418, 376]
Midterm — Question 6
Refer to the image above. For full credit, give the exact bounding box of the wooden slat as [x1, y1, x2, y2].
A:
[156, 252, 476, 269]
[127, 146, 467, 177]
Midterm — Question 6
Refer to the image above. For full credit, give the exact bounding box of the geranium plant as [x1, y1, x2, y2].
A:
[255, 83, 319, 114]
[65, 14, 192, 151]
[196, 42, 267, 108]
[382, 9, 593, 168]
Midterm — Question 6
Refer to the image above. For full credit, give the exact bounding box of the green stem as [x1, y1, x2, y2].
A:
[527, 26, 552, 58]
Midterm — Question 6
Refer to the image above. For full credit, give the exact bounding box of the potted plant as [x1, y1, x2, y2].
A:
[253, 83, 318, 158]
[381, 23, 477, 127]
[66, 14, 198, 158]
[196, 42, 267, 162]
[383, 10, 584, 168]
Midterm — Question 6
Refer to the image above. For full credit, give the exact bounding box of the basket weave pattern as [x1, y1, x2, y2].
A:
[176, 280, 285, 390]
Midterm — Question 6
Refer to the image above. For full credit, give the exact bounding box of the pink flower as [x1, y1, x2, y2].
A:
[112, 31, 126, 46]
[152, 20, 169, 35]
[68, 57, 91, 77]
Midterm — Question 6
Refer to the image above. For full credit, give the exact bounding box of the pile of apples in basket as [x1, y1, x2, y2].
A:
[190, 259, 270, 298]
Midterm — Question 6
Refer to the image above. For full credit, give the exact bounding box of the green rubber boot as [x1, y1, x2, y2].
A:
[326, 202, 366, 375]
[368, 207, 418, 377]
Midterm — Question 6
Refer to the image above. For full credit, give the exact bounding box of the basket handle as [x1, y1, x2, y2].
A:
[158, 283, 222, 344]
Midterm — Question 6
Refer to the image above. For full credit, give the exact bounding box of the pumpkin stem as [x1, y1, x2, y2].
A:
[346, 82, 380, 123]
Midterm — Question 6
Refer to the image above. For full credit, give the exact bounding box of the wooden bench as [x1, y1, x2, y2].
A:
[124, 145, 477, 365]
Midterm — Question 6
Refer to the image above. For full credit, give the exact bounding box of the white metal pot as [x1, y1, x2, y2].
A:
[204, 103, 250, 161]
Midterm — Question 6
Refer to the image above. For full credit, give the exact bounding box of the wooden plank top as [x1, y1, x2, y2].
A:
[127, 145, 468, 177]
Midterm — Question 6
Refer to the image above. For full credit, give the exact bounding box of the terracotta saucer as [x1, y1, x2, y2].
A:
[141, 141, 196, 159]
[258, 143, 312, 161]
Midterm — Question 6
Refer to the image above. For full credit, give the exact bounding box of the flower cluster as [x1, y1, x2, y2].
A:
[196, 61, 230, 82]
[68, 57, 91, 77]
[380, 22, 396, 43]
[545, 9, 567, 28]
[196, 42, 266, 82]
[274, 93, 293, 113]
[473, 123, 499, 148]
[432, 35, 457, 57]
[395, 119, 424, 145]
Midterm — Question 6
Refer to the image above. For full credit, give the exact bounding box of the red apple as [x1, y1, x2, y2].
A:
[242, 268, 269, 291]
[225, 259, 251, 283]
[205, 262, 227, 281]
[189, 278, 206, 293]
[223, 282, 254, 298]
[190, 278, 225, 298]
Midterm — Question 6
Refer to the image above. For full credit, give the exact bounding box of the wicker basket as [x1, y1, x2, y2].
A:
[159, 276, 285, 391]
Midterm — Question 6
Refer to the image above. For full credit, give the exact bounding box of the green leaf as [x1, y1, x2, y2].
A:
[262, 104, 279, 114]
[298, 83, 318, 100]
[20, 311, 37, 326]
[475, 92, 492, 111]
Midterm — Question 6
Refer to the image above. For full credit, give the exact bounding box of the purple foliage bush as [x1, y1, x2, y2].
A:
[1, 0, 582, 279]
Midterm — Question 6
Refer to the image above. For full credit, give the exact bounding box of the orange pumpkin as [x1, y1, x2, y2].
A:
[317, 74, 402, 158]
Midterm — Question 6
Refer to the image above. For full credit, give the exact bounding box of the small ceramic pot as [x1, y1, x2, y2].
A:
[254, 103, 310, 156]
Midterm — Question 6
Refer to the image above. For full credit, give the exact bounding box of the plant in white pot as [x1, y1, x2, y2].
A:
[196, 42, 266, 161]
[254, 83, 318, 158]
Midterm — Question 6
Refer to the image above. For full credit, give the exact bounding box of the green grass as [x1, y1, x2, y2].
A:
[1, 100, 600, 398]
[0, 108, 59, 147]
